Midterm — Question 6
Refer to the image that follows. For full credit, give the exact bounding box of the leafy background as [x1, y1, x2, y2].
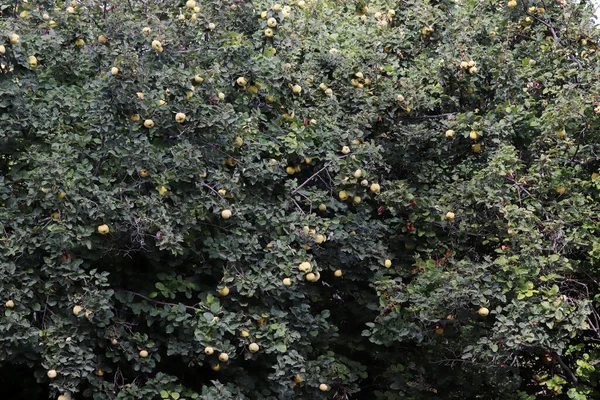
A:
[1, 0, 600, 399]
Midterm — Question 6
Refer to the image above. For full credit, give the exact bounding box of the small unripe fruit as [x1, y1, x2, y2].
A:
[218, 287, 230, 296]
[298, 262, 311, 272]
[175, 112, 186, 123]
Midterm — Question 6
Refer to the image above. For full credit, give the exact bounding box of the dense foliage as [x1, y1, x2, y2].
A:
[2, 0, 600, 398]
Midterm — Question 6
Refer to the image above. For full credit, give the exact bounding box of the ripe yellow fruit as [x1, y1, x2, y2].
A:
[353, 169, 362, 178]
[175, 112, 186, 123]
[221, 209, 232, 219]
[5, 300, 15, 308]
[435, 327, 444, 335]
[211, 364, 220, 371]
[10, 34, 20, 44]
[95, 369, 104, 376]
[341, 146, 350, 154]
[592, 173, 599, 180]
[47, 369, 57, 378]
[283, 278, 292, 286]
[298, 262, 311, 272]
[297, 0, 306, 8]
[218, 352, 229, 362]
[72, 305, 83, 315]
[472, 144, 481, 153]
[97, 224, 110, 234]
[397, 94, 405, 102]
[469, 130, 479, 140]
[151, 40, 162, 50]
[353, 196, 361, 204]
[285, 166, 295, 175]
[139, 169, 149, 177]
[557, 129, 566, 137]
[57, 191, 67, 200]
[469, 66, 478, 74]
[236, 76, 247, 87]
[315, 234, 326, 244]
[318, 204, 327, 211]
[111, 67, 119, 76]
[49, 20, 57, 28]
[0, 45, 5, 54]
[208, 23, 216, 30]
[334, 269, 342, 277]
[98, 35, 108, 44]
[158, 186, 168, 196]
[338, 190, 349, 200]
[142, 27, 151, 35]
[292, 84, 302, 94]
[241, 330, 250, 337]
[204, 346, 214, 355]
[248, 343, 259, 353]
[446, 212, 455, 221]
[111, 338, 118, 345]
[186, 0, 197, 8]
[319, 383, 329, 391]
[143, 119, 154, 128]
[267, 17, 278, 27]
[508, 0, 517, 7]
[556, 186, 566, 195]
[306, 272, 316, 281]
[130, 114, 140, 122]
[234, 137, 244, 147]
[218, 92, 225, 100]
[370, 183, 381, 193]
[75, 39, 85, 47]
[139, 350, 149, 358]
[194, 75, 204, 84]
[66, 6, 75, 13]
[384, 259, 392, 268]
[273, 4, 282, 11]
[445, 129, 454, 138]
[29, 56, 38, 68]
[58, 395, 68, 400]
[218, 287, 230, 296]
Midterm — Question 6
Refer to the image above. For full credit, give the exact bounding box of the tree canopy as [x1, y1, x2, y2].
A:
[2, 0, 600, 399]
